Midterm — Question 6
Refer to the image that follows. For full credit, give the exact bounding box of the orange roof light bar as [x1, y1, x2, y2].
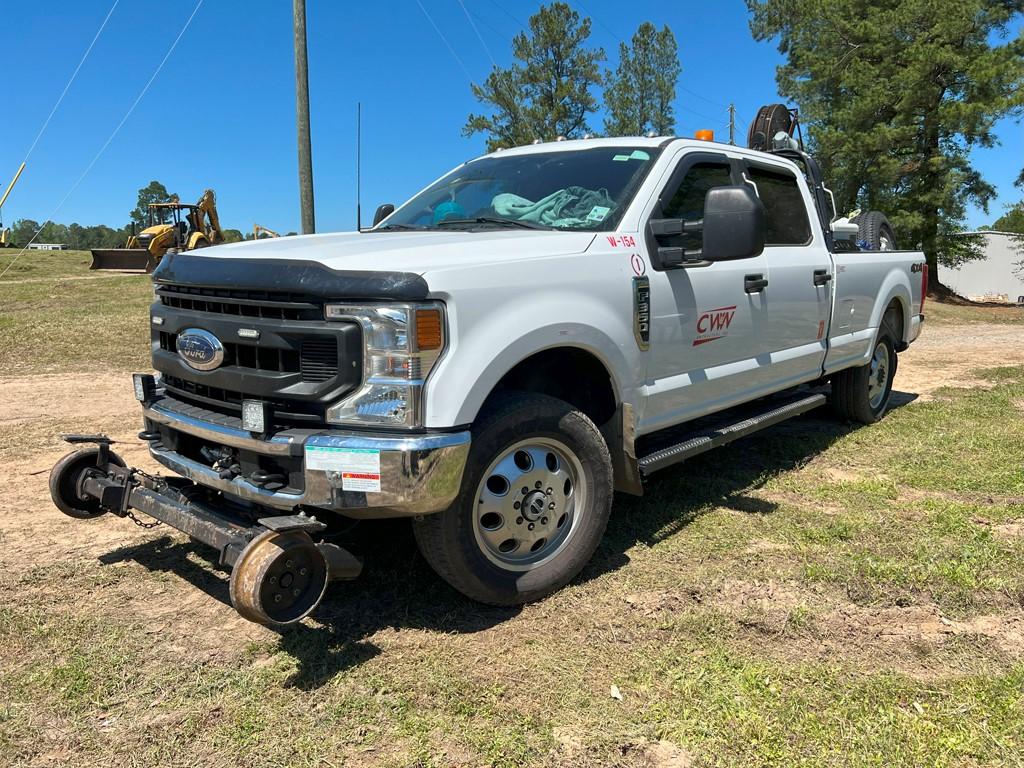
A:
[695, 129, 715, 142]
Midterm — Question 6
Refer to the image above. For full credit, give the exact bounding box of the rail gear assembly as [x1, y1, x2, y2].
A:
[90, 188, 225, 272]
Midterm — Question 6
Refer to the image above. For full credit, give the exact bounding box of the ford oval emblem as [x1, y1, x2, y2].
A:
[176, 328, 224, 371]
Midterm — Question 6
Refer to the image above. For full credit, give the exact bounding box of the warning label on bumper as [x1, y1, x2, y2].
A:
[305, 446, 381, 492]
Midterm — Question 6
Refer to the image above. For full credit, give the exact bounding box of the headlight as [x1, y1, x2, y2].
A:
[323, 302, 446, 428]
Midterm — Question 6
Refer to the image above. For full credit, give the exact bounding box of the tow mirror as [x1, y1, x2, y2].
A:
[372, 203, 395, 227]
[648, 185, 766, 269]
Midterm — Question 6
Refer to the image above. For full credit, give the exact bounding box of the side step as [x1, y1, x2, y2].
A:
[637, 393, 826, 476]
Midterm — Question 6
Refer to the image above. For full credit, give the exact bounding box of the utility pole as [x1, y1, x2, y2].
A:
[728, 103, 736, 146]
[293, 0, 315, 234]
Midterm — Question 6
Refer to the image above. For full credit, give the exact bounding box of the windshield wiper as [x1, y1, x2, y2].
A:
[435, 216, 552, 231]
[373, 223, 425, 231]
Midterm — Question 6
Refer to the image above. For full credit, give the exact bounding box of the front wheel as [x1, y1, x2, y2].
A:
[829, 333, 897, 423]
[413, 392, 613, 606]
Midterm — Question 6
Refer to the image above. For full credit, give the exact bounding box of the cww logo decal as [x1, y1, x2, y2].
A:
[693, 305, 737, 346]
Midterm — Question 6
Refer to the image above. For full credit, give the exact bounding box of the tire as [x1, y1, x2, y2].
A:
[852, 211, 897, 251]
[49, 448, 126, 519]
[829, 331, 898, 424]
[412, 391, 614, 606]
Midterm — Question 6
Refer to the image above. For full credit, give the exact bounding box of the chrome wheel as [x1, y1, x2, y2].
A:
[867, 341, 890, 409]
[472, 437, 586, 571]
[879, 234, 894, 251]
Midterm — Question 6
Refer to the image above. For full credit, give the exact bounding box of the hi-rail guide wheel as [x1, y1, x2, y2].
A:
[229, 528, 329, 626]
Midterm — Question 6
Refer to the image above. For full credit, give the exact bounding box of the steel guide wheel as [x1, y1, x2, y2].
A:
[229, 529, 329, 626]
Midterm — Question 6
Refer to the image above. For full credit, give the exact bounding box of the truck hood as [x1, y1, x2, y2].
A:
[205, 229, 597, 274]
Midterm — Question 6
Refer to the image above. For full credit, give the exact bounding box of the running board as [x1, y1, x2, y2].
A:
[637, 393, 826, 476]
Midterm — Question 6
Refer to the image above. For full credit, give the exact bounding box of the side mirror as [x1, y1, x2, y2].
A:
[372, 203, 395, 227]
[648, 185, 765, 269]
[701, 186, 765, 261]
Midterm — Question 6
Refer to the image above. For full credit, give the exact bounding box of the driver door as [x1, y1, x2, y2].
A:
[639, 151, 772, 434]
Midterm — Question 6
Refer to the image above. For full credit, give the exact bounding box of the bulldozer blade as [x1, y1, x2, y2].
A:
[89, 248, 156, 272]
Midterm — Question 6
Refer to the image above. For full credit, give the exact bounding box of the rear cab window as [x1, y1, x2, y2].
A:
[745, 164, 812, 246]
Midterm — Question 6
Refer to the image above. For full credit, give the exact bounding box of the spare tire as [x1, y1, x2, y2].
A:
[852, 211, 897, 251]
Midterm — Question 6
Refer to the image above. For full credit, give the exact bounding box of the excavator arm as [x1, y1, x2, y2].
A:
[196, 189, 224, 245]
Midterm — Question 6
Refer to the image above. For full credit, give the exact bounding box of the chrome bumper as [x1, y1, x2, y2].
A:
[143, 400, 470, 518]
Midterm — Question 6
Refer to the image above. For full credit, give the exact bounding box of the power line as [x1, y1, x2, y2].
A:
[465, 5, 512, 44]
[457, 0, 497, 67]
[0, 0, 204, 279]
[414, 0, 475, 82]
[487, 0, 526, 30]
[20, 0, 120, 165]
[570, 0, 622, 45]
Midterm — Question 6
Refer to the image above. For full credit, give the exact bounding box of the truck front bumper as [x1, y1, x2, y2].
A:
[143, 399, 471, 518]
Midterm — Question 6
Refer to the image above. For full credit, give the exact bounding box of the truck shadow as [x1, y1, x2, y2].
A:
[99, 393, 918, 688]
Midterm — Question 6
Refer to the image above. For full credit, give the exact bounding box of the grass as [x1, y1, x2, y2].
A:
[1, 255, 1023, 766]
[0, 250, 151, 375]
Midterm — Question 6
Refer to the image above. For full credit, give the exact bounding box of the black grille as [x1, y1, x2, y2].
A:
[159, 331, 337, 381]
[157, 284, 322, 321]
[299, 338, 339, 383]
[161, 376, 324, 424]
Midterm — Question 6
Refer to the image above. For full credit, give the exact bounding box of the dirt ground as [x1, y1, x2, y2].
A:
[2, 322, 1020, 650]
[1, 318, 1022, 766]
[2, 323, 1022, 574]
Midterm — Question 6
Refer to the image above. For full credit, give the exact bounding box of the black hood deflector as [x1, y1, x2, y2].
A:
[152, 251, 429, 301]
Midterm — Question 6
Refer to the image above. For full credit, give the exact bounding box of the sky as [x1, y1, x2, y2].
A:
[1, 0, 1021, 237]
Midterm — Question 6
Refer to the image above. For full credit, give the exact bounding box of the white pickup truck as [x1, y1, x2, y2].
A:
[50, 129, 927, 625]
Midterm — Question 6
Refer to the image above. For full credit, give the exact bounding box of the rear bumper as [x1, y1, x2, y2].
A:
[144, 399, 470, 518]
[909, 313, 924, 343]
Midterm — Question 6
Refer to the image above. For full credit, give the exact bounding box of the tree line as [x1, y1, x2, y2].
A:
[6, 2, 1021, 279]
[468, 1, 1023, 279]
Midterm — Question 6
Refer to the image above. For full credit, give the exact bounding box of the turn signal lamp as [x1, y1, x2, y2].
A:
[415, 308, 443, 350]
[695, 129, 715, 142]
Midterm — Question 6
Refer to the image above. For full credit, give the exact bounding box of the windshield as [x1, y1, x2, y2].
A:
[378, 146, 662, 232]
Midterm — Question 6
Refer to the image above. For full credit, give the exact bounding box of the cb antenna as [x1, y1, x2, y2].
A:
[356, 101, 362, 231]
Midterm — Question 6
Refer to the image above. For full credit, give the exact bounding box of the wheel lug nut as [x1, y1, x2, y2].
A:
[269, 576, 277, 584]
[516, 517, 524, 524]
[513, 501, 520, 509]
[285, 560, 294, 569]
[535, 481, 542, 489]
[521, 487, 528, 495]
[546, 487, 553, 495]
[549, 502, 556, 510]
[528, 523, 535, 531]
[541, 517, 548, 525]
[293, 588, 301, 597]
[299, 567, 308, 576]
[274, 594, 282, 603]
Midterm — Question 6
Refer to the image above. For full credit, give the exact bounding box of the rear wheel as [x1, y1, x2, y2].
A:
[413, 392, 613, 606]
[830, 332, 897, 423]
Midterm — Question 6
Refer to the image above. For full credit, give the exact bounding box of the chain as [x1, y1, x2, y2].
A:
[126, 509, 162, 529]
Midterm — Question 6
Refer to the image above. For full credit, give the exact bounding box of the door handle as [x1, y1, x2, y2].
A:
[813, 269, 833, 286]
[744, 274, 768, 293]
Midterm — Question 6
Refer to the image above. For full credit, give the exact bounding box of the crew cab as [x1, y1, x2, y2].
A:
[50, 128, 926, 626]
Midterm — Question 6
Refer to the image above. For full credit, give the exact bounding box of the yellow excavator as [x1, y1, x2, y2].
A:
[90, 188, 225, 272]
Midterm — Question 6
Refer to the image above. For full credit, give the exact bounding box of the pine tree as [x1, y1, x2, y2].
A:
[747, 0, 1024, 281]
[604, 22, 680, 137]
[464, 3, 604, 150]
